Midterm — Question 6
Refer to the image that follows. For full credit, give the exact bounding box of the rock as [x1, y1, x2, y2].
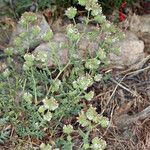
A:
[139, 33, 150, 53]
[33, 30, 98, 66]
[53, 33, 68, 42]
[129, 14, 150, 53]
[33, 32, 99, 66]
[33, 33, 69, 66]
[8, 12, 52, 54]
[109, 31, 145, 67]
[124, 31, 139, 40]
[129, 14, 150, 34]
[77, 37, 98, 59]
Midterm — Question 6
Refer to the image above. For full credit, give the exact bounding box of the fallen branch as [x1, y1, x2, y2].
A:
[120, 55, 150, 75]
[114, 105, 150, 127]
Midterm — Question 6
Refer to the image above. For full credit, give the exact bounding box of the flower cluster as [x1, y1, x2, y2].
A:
[19, 12, 37, 27]
[40, 143, 59, 150]
[38, 97, 59, 121]
[66, 24, 81, 41]
[23, 53, 35, 70]
[77, 105, 109, 128]
[65, 0, 124, 69]
[22, 92, 33, 104]
[40, 143, 52, 150]
[63, 124, 74, 135]
[96, 48, 107, 61]
[84, 91, 94, 101]
[91, 137, 107, 150]
[2, 68, 10, 78]
[77, 105, 109, 149]
[85, 58, 101, 70]
[73, 74, 93, 90]
[5, 47, 13, 56]
[51, 79, 61, 93]
[94, 74, 103, 82]
[41, 30, 53, 42]
[34, 51, 49, 66]
[65, 7, 77, 19]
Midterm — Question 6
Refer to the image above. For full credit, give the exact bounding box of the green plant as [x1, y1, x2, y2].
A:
[1, 0, 124, 148]
[57, 105, 109, 149]
[0, 116, 10, 144]
[0, 130, 10, 144]
[2, 0, 77, 19]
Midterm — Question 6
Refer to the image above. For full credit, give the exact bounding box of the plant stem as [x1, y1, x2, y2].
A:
[73, 18, 76, 26]
[46, 60, 71, 96]
[31, 67, 37, 104]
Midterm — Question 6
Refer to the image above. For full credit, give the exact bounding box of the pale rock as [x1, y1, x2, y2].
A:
[77, 37, 98, 59]
[109, 31, 144, 67]
[33, 32, 99, 66]
[129, 14, 150, 53]
[33, 33, 69, 66]
[129, 14, 150, 33]
[124, 31, 138, 40]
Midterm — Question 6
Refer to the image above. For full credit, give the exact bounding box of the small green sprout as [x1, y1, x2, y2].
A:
[3, 68, 10, 78]
[42, 97, 59, 111]
[99, 116, 109, 128]
[63, 124, 74, 135]
[65, 7, 77, 19]
[43, 111, 52, 121]
[40, 143, 52, 150]
[38, 105, 46, 113]
[78, 0, 86, 6]
[84, 91, 94, 101]
[85, 58, 101, 70]
[22, 92, 33, 104]
[73, 74, 93, 90]
[91, 137, 107, 150]
[51, 79, 61, 93]
[66, 24, 80, 41]
[5, 47, 13, 56]
[86, 105, 98, 122]
[94, 74, 103, 82]
[42, 30, 53, 41]
[77, 111, 91, 127]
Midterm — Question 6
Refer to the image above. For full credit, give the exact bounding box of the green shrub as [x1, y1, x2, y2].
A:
[1, 0, 124, 149]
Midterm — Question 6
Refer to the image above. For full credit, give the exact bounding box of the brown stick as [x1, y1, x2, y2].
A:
[114, 105, 150, 127]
